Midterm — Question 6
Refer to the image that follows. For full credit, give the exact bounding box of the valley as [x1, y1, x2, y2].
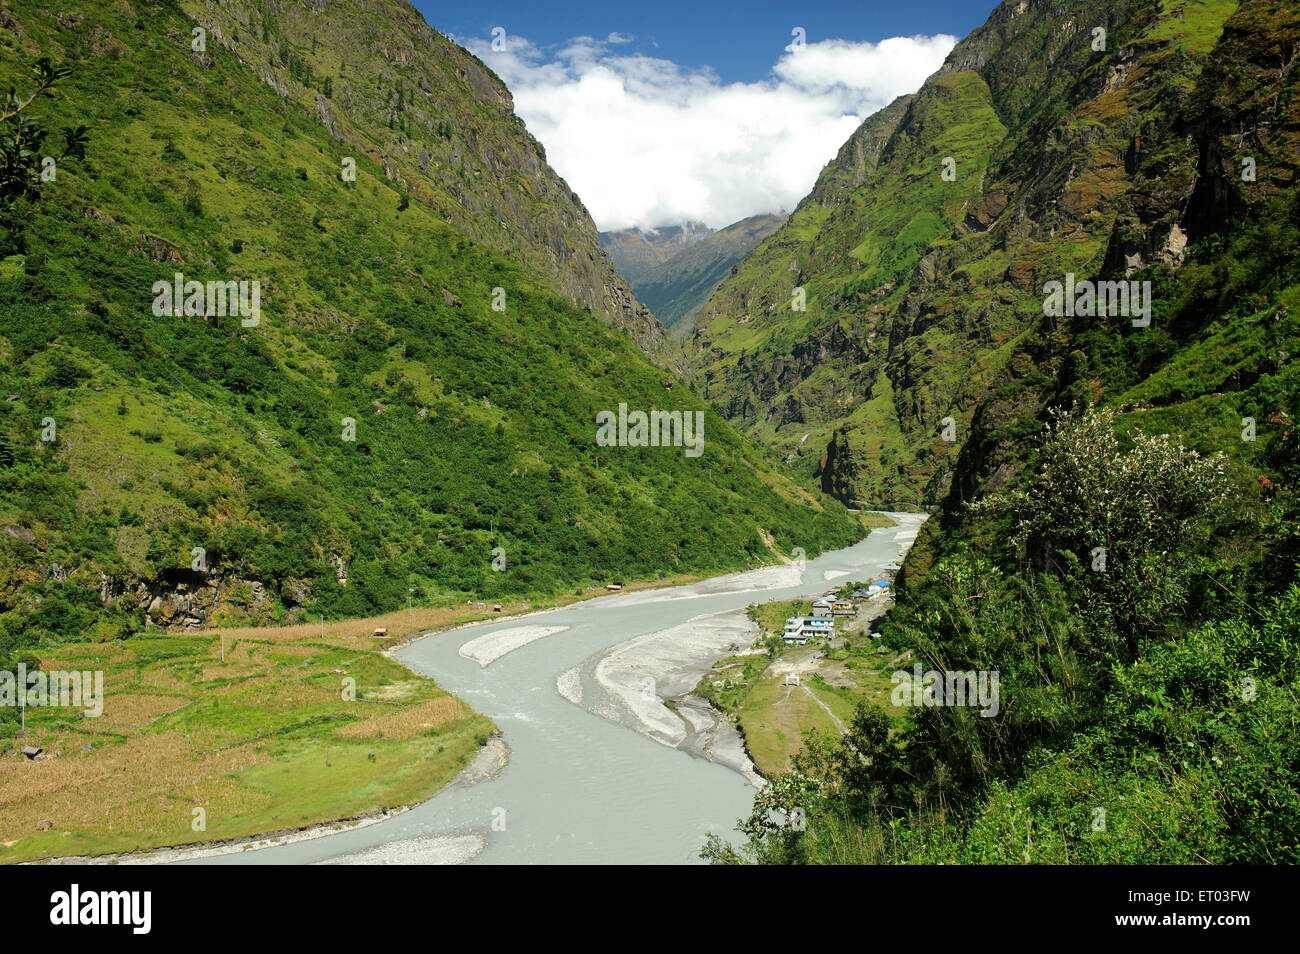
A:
[181, 520, 920, 865]
[601, 214, 787, 337]
[0, 0, 1296, 873]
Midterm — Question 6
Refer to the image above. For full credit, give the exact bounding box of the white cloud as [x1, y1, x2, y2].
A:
[460, 31, 956, 231]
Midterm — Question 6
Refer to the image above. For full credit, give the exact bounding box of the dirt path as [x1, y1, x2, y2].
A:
[801, 685, 848, 734]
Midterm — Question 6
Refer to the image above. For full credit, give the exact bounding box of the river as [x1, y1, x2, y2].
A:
[193, 513, 925, 865]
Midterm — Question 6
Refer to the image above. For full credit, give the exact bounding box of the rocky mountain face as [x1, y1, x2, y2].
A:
[606, 214, 788, 338]
[599, 222, 715, 280]
[185, 0, 667, 357]
[686, 0, 1259, 509]
[915, 0, 1300, 577]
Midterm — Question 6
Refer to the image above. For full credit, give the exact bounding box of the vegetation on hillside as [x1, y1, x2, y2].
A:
[686, 0, 1248, 509]
[704, 0, 1299, 865]
[0, 56, 86, 255]
[0, 1, 858, 664]
[707, 406, 1298, 864]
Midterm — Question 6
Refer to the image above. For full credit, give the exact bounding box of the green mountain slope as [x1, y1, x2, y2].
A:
[916, 0, 1300, 580]
[602, 215, 787, 338]
[705, 0, 1300, 866]
[687, 0, 1249, 509]
[185, 0, 668, 357]
[0, 0, 858, 645]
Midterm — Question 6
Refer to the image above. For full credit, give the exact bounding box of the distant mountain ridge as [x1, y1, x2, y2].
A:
[601, 214, 786, 337]
[599, 222, 714, 280]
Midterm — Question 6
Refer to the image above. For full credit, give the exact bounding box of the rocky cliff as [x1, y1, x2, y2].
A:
[686, 0, 1253, 508]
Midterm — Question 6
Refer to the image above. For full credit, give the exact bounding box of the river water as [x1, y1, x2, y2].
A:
[198, 513, 925, 865]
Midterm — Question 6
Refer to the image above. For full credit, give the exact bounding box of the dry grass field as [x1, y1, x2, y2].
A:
[0, 610, 496, 863]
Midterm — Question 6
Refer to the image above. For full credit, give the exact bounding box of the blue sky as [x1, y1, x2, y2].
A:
[419, 1, 993, 84]
[415, 1, 997, 230]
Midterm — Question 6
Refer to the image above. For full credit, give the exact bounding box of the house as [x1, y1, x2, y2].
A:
[851, 588, 870, 601]
[832, 598, 855, 616]
[782, 617, 808, 645]
[804, 616, 834, 638]
[782, 615, 834, 645]
[867, 580, 892, 599]
[811, 597, 835, 617]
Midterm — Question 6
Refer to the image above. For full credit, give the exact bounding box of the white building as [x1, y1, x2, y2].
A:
[782, 615, 834, 645]
[867, 580, 892, 599]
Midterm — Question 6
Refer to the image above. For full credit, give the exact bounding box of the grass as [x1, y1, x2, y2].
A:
[1147, 0, 1241, 57]
[0, 611, 494, 863]
[691, 574, 910, 777]
[732, 648, 908, 776]
[738, 676, 840, 775]
[853, 510, 898, 530]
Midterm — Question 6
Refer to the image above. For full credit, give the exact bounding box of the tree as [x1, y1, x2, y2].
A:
[702, 769, 824, 864]
[0, 57, 88, 254]
[975, 406, 1234, 657]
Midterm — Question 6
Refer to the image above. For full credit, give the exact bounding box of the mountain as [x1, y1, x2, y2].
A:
[188, 0, 669, 358]
[606, 214, 788, 338]
[702, 0, 1300, 865]
[0, 0, 859, 645]
[688, 0, 1275, 510]
[599, 221, 714, 283]
[894, 0, 1300, 591]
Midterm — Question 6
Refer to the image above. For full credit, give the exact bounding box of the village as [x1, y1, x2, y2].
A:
[692, 568, 911, 778]
[778, 579, 893, 646]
